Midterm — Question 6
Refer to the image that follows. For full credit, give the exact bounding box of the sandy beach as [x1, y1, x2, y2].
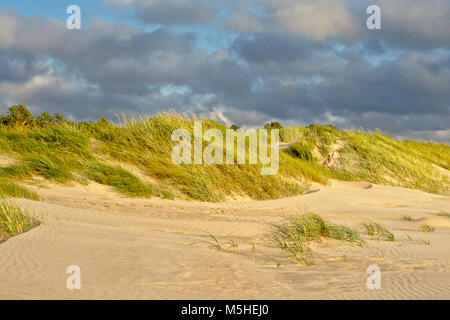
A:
[0, 180, 449, 299]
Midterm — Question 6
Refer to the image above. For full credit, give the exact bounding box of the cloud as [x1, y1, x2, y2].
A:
[226, 0, 450, 49]
[0, 6, 449, 142]
[106, 0, 219, 24]
[226, 0, 362, 40]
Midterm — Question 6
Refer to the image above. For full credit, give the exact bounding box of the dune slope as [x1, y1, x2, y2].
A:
[0, 180, 449, 299]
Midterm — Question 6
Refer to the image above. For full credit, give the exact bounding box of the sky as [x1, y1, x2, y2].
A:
[0, 0, 449, 142]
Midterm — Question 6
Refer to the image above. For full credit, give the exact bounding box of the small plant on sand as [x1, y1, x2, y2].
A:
[405, 234, 431, 245]
[434, 211, 450, 219]
[208, 235, 240, 254]
[0, 179, 38, 200]
[361, 222, 395, 241]
[0, 105, 448, 202]
[420, 225, 435, 233]
[270, 213, 365, 265]
[401, 215, 413, 221]
[251, 242, 256, 258]
[226, 240, 239, 254]
[209, 234, 222, 250]
[0, 200, 38, 241]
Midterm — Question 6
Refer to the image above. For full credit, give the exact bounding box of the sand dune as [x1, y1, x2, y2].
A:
[0, 180, 449, 299]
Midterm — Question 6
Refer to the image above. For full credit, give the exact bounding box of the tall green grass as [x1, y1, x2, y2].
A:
[0, 200, 38, 241]
[0, 113, 309, 201]
[270, 214, 365, 265]
[0, 107, 448, 201]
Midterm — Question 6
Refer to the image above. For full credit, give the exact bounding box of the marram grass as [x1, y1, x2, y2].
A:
[0, 106, 448, 202]
[361, 222, 395, 241]
[0, 200, 38, 241]
[270, 214, 365, 265]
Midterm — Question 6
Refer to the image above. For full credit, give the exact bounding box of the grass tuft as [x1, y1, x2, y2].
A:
[0, 107, 448, 201]
[0, 179, 38, 200]
[0, 200, 38, 241]
[361, 222, 395, 241]
[434, 211, 450, 219]
[270, 214, 365, 265]
[420, 225, 435, 233]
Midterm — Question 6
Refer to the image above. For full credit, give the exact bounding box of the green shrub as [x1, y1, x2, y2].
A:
[0, 179, 38, 200]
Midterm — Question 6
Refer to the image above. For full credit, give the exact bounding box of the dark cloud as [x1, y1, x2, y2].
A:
[0, 49, 49, 83]
[226, 0, 450, 50]
[0, 4, 449, 142]
[232, 34, 318, 64]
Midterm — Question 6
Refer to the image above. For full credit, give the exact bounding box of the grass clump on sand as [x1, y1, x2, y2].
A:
[361, 222, 395, 241]
[0, 179, 38, 200]
[0, 200, 38, 241]
[280, 126, 450, 195]
[420, 225, 435, 233]
[0, 105, 308, 202]
[434, 211, 450, 219]
[270, 213, 365, 265]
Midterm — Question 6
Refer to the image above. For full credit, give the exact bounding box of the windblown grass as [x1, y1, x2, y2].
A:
[361, 222, 395, 241]
[419, 225, 435, 233]
[0, 108, 448, 201]
[0, 200, 38, 241]
[0, 179, 38, 200]
[208, 235, 239, 254]
[270, 213, 365, 265]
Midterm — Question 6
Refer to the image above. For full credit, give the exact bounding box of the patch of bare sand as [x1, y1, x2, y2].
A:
[0, 153, 18, 167]
[0, 180, 449, 299]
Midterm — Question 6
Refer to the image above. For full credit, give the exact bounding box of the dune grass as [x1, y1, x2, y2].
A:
[0, 179, 38, 200]
[434, 211, 450, 219]
[0, 105, 448, 202]
[361, 222, 395, 241]
[419, 225, 435, 233]
[0, 112, 308, 201]
[270, 214, 365, 265]
[280, 126, 449, 195]
[0, 200, 38, 241]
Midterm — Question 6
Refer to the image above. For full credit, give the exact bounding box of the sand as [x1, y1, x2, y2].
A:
[0, 180, 449, 299]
